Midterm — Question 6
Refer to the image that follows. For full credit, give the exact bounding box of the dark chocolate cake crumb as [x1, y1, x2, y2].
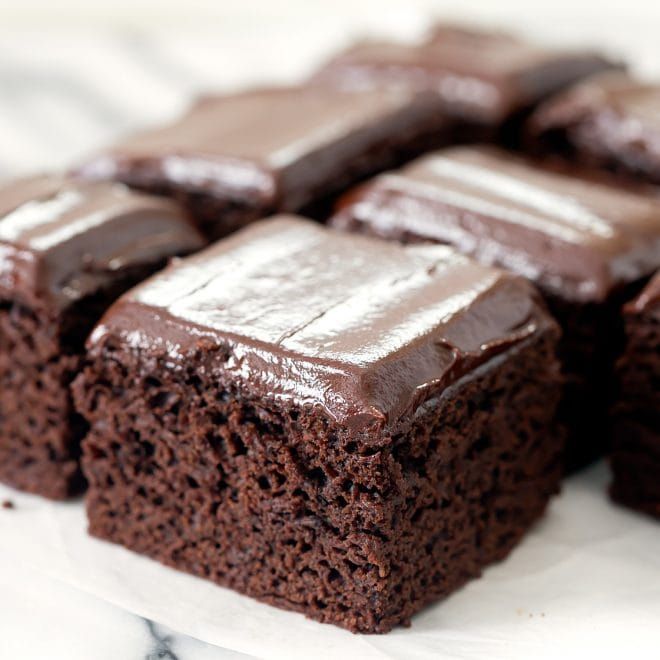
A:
[0, 175, 204, 500]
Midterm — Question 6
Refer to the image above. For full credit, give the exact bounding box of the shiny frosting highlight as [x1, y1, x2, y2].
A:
[91, 215, 555, 430]
[0, 175, 204, 309]
[76, 85, 448, 211]
[333, 146, 660, 302]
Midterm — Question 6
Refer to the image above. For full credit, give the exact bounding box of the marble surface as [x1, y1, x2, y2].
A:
[0, 563, 252, 660]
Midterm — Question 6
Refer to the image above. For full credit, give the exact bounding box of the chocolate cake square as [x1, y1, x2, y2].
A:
[74, 216, 563, 633]
[331, 146, 660, 468]
[0, 175, 204, 499]
[611, 272, 660, 518]
[311, 24, 618, 133]
[528, 71, 660, 184]
[74, 85, 452, 239]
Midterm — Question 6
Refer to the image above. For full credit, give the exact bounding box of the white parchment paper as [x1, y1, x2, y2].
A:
[1, 462, 659, 660]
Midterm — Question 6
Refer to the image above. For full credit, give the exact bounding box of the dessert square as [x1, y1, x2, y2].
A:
[74, 215, 563, 633]
[75, 85, 451, 239]
[311, 24, 617, 131]
[331, 146, 660, 468]
[0, 175, 204, 499]
[528, 71, 660, 184]
[611, 272, 660, 518]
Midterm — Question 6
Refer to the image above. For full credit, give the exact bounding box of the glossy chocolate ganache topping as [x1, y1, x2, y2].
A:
[0, 175, 204, 310]
[91, 215, 556, 430]
[529, 71, 660, 184]
[311, 24, 618, 124]
[75, 85, 450, 213]
[332, 146, 660, 302]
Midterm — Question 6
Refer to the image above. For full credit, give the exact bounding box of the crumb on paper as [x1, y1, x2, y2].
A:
[2, 499, 14, 509]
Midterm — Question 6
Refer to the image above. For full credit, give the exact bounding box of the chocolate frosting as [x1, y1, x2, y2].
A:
[0, 175, 204, 310]
[90, 215, 556, 431]
[529, 72, 660, 183]
[75, 86, 449, 213]
[332, 146, 660, 302]
[311, 25, 618, 124]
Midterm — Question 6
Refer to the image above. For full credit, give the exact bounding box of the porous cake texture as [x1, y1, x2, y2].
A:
[74, 216, 563, 632]
[0, 175, 203, 498]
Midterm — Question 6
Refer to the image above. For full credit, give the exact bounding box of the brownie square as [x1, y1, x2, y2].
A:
[311, 24, 618, 133]
[74, 216, 563, 633]
[331, 146, 660, 468]
[610, 272, 660, 518]
[74, 85, 452, 239]
[528, 71, 660, 184]
[0, 175, 204, 499]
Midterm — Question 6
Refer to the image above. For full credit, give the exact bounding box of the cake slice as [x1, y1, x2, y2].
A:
[0, 175, 204, 499]
[75, 85, 452, 239]
[611, 272, 660, 518]
[74, 216, 562, 633]
[528, 71, 660, 184]
[311, 24, 618, 135]
[331, 146, 660, 468]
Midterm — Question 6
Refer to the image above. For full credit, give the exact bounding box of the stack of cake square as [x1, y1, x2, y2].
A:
[0, 21, 658, 635]
[1, 80, 455, 498]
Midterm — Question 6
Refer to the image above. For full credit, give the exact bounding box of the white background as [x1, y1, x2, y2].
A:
[0, 0, 659, 174]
